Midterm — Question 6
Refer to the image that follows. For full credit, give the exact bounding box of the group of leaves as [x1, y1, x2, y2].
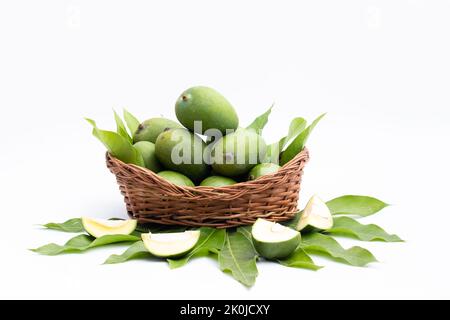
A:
[85, 109, 145, 166]
[32, 195, 402, 287]
[246, 105, 326, 165]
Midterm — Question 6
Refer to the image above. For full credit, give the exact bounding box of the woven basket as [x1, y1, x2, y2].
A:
[106, 148, 309, 228]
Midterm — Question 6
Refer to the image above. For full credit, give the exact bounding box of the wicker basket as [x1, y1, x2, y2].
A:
[106, 148, 309, 228]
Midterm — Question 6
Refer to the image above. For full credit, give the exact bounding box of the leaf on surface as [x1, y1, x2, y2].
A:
[300, 233, 377, 267]
[42, 218, 84, 233]
[219, 231, 258, 287]
[168, 228, 226, 269]
[327, 195, 389, 217]
[31, 234, 140, 256]
[280, 113, 326, 165]
[85, 118, 144, 166]
[326, 216, 403, 242]
[103, 241, 151, 264]
[277, 247, 322, 271]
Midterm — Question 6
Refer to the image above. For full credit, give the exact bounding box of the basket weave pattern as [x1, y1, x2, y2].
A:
[106, 149, 309, 228]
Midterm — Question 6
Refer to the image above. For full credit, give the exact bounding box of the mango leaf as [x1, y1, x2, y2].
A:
[123, 109, 140, 136]
[326, 216, 403, 242]
[219, 231, 258, 287]
[30, 234, 140, 256]
[246, 104, 273, 133]
[168, 228, 226, 269]
[85, 118, 144, 166]
[237, 226, 258, 255]
[327, 195, 389, 217]
[114, 110, 132, 142]
[42, 218, 84, 233]
[266, 117, 307, 163]
[280, 113, 326, 165]
[103, 241, 151, 264]
[300, 233, 377, 267]
[277, 247, 322, 271]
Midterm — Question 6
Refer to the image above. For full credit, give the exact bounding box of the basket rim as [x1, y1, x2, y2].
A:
[106, 147, 309, 193]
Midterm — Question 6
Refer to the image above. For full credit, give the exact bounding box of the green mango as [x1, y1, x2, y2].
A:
[133, 118, 183, 144]
[248, 163, 281, 180]
[175, 86, 239, 135]
[199, 176, 237, 187]
[133, 141, 162, 172]
[211, 128, 267, 177]
[155, 128, 210, 182]
[157, 171, 195, 187]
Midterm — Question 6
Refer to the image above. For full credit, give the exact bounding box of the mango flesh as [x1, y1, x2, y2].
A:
[157, 171, 195, 187]
[211, 128, 267, 177]
[175, 86, 239, 135]
[133, 141, 162, 172]
[155, 128, 210, 182]
[133, 118, 183, 144]
[248, 163, 281, 180]
[199, 175, 237, 187]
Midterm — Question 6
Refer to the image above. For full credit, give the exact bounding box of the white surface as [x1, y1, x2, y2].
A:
[0, 0, 449, 299]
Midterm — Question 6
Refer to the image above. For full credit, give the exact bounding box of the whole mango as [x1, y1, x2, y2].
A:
[133, 141, 162, 172]
[155, 128, 209, 182]
[199, 175, 237, 187]
[133, 118, 183, 144]
[210, 128, 267, 177]
[248, 163, 281, 180]
[175, 86, 239, 135]
[157, 171, 195, 187]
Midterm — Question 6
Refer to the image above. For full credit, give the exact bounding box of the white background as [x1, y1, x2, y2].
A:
[0, 0, 449, 299]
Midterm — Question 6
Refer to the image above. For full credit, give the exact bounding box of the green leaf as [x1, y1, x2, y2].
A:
[246, 104, 273, 133]
[123, 109, 140, 136]
[277, 247, 322, 271]
[85, 118, 144, 166]
[280, 113, 326, 165]
[168, 228, 226, 269]
[300, 233, 377, 267]
[42, 218, 84, 233]
[31, 234, 140, 256]
[114, 110, 132, 142]
[266, 117, 307, 163]
[326, 216, 403, 242]
[219, 231, 258, 287]
[103, 241, 151, 264]
[327, 195, 389, 217]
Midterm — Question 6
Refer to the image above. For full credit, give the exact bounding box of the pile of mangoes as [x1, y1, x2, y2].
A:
[131, 86, 276, 187]
[87, 86, 323, 187]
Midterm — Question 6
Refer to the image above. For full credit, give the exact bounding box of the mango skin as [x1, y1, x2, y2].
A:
[157, 171, 195, 187]
[133, 118, 183, 144]
[211, 128, 267, 177]
[133, 141, 162, 172]
[155, 128, 210, 183]
[199, 176, 237, 187]
[252, 233, 300, 260]
[248, 163, 281, 180]
[175, 86, 239, 135]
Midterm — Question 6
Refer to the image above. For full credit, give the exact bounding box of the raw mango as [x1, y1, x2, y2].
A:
[133, 141, 162, 172]
[211, 128, 267, 177]
[252, 218, 300, 259]
[248, 163, 281, 180]
[175, 86, 239, 135]
[155, 128, 210, 182]
[199, 176, 237, 187]
[133, 118, 183, 144]
[157, 170, 195, 187]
